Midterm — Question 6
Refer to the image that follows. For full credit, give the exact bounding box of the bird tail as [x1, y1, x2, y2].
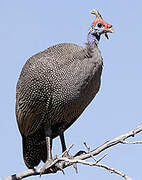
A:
[22, 129, 47, 169]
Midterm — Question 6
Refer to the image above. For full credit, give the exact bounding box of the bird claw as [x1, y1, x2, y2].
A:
[74, 150, 87, 157]
[72, 150, 87, 173]
[61, 152, 79, 173]
[62, 151, 71, 158]
[40, 150, 84, 175]
[40, 158, 64, 175]
[40, 159, 54, 175]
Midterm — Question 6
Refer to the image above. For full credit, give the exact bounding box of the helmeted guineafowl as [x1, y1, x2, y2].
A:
[16, 9, 114, 173]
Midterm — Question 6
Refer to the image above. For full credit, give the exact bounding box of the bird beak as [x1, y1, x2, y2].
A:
[106, 27, 114, 33]
[104, 27, 114, 39]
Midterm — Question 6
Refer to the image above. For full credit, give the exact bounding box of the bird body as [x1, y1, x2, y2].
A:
[16, 43, 102, 168]
[16, 43, 102, 137]
[16, 9, 114, 170]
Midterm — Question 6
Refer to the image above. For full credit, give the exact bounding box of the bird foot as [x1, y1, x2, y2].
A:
[74, 150, 87, 157]
[40, 158, 64, 175]
[40, 150, 85, 175]
[73, 150, 86, 173]
[61, 152, 79, 174]
[40, 159, 54, 175]
[62, 151, 72, 158]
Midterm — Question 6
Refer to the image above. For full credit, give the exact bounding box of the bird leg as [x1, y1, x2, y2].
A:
[59, 131, 71, 158]
[40, 127, 54, 174]
[45, 128, 52, 160]
[59, 131, 79, 173]
[59, 131, 67, 153]
[40, 127, 65, 174]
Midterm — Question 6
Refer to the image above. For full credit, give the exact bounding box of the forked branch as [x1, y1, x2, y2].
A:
[1, 126, 142, 180]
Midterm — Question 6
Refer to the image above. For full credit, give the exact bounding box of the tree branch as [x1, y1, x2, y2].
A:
[1, 126, 142, 180]
[95, 163, 133, 180]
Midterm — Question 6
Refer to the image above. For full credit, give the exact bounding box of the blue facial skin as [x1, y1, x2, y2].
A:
[87, 23, 105, 47]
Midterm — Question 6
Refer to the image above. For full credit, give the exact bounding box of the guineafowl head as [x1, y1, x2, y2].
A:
[87, 9, 114, 47]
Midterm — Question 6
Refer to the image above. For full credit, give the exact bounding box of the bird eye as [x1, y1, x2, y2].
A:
[97, 23, 103, 28]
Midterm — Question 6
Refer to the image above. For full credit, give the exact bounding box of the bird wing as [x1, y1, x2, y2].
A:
[16, 96, 50, 136]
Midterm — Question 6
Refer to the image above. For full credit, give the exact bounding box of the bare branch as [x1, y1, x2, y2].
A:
[95, 163, 133, 180]
[121, 140, 142, 144]
[62, 158, 133, 180]
[84, 141, 107, 163]
[1, 126, 142, 180]
[78, 126, 142, 161]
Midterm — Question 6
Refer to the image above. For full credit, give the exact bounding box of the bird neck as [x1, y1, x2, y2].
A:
[87, 31, 100, 48]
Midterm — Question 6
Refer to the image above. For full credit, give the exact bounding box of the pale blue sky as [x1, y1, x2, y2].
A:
[0, 1, 142, 180]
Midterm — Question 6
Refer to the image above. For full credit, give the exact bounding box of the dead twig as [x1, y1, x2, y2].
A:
[95, 163, 133, 180]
